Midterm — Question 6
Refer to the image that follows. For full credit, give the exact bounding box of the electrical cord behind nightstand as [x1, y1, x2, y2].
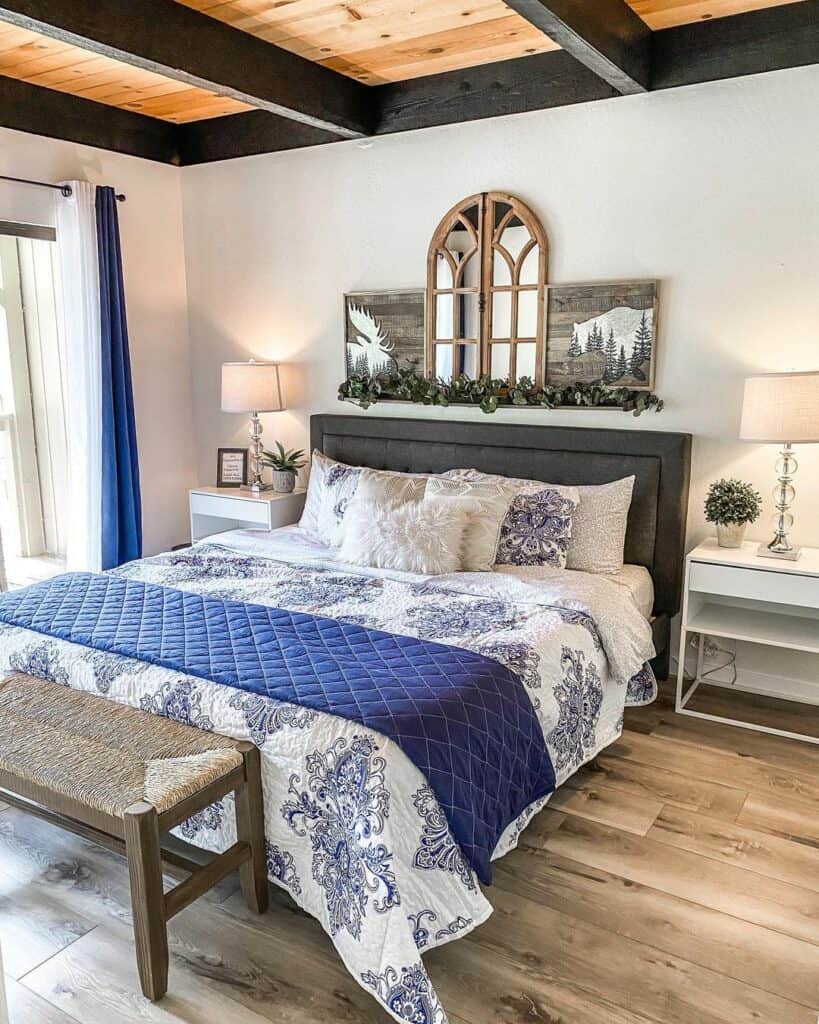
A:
[681, 636, 737, 686]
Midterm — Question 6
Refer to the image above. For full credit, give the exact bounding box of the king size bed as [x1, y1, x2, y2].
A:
[0, 414, 691, 1024]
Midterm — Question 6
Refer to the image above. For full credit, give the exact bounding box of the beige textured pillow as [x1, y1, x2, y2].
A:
[443, 467, 634, 574]
[337, 500, 469, 575]
[565, 476, 635, 573]
[424, 476, 516, 571]
[352, 467, 428, 507]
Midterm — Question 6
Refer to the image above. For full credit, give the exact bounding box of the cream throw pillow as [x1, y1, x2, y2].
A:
[351, 467, 428, 508]
[338, 500, 469, 575]
[423, 476, 516, 572]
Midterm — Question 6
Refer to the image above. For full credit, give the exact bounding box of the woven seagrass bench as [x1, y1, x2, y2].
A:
[0, 673, 268, 1001]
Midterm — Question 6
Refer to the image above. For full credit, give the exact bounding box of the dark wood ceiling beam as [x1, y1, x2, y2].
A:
[652, 0, 819, 89]
[374, 50, 618, 136]
[177, 50, 617, 164]
[0, 0, 375, 138]
[177, 110, 341, 166]
[503, 0, 652, 94]
[0, 75, 180, 163]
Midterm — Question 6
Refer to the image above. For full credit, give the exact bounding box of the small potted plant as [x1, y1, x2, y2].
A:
[261, 442, 306, 493]
[704, 478, 762, 548]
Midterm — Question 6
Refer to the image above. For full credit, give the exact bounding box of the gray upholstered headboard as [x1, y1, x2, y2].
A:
[310, 414, 692, 621]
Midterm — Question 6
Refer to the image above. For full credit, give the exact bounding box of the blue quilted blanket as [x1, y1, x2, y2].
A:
[0, 572, 555, 883]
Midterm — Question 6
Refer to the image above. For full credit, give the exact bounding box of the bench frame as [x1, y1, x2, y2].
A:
[0, 739, 268, 1000]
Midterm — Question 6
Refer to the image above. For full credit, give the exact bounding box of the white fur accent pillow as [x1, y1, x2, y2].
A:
[337, 500, 469, 575]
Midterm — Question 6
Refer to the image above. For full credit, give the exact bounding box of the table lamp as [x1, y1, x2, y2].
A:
[739, 370, 819, 560]
[221, 360, 284, 492]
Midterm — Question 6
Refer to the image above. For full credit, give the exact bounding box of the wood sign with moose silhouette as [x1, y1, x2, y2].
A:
[344, 290, 425, 379]
[545, 280, 658, 391]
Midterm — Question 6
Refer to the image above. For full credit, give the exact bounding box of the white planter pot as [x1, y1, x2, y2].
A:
[271, 470, 296, 493]
[716, 522, 746, 548]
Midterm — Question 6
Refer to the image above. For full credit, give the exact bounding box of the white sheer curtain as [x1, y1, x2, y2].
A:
[56, 181, 102, 571]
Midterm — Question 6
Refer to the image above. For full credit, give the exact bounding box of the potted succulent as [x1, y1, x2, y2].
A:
[704, 478, 762, 548]
[260, 442, 306, 493]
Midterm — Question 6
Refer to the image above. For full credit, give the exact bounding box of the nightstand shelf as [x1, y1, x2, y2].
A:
[189, 486, 306, 543]
[677, 539, 819, 745]
[686, 604, 819, 655]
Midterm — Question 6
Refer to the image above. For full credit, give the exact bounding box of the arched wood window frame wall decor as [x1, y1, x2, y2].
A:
[426, 192, 548, 387]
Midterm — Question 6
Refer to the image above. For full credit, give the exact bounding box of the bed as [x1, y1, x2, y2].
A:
[0, 414, 691, 1024]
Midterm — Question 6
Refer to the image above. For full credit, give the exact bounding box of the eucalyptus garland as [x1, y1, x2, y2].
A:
[339, 370, 664, 417]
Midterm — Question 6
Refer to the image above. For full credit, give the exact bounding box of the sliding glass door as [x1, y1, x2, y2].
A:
[0, 222, 67, 588]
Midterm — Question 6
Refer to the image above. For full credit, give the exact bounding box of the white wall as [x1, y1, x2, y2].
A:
[180, 65, 819, 561]
[0, 128, 197, 554]
[180, 65, 819, 690]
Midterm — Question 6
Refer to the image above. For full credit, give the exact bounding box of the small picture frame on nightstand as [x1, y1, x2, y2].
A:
[217, 447, 248, 487]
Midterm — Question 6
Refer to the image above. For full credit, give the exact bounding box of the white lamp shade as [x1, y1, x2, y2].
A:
[739, 371, 819, 443]
[221, 361, 284, 413]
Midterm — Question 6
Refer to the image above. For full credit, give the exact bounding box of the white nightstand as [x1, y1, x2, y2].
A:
[189, 486, 306, 543]
[0, 939, 6, 1024]
[677, 539, 819, 744]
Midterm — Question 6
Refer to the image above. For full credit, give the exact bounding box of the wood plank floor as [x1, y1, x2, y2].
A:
[2, 680, 818, 1023]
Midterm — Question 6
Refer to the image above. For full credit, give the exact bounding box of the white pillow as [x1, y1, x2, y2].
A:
[300, 456, 430, 547]
[299, 451, 362, 545]
[443, 468, 634, 574]
[338, 500, 469, 575]
[423, 476, 516, 572]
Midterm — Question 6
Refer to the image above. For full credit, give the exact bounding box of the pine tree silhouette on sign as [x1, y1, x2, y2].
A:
[629, 336, 643, 376]
[568, 329, 582, 358]
[616, 343, 627, 380]
[635, 310, 652, 362]
[604, 328, 617, 382]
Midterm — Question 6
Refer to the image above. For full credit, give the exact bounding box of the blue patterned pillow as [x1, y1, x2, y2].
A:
[495, 488, 578, 568]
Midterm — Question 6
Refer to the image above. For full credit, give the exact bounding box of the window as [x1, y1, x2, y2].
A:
[426, 192, 548, 386]
[0, 222, 67, 589]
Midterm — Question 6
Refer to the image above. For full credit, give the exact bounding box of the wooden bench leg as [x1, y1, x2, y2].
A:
[123, 801, 169, 1001]
[234, 741, 268, 914]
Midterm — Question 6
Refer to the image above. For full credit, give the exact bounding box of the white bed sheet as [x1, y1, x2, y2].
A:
[213, 525, 655, 620]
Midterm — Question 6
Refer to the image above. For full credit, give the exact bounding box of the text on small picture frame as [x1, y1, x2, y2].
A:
[217, 447, 248, 487]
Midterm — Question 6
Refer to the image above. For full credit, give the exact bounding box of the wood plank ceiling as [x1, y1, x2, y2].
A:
[0, 0, 809, 123]
[0, 22, 251, 122]
[176, 0, 804, 84]
[0, 0, 815, 166]
[176, 0, 559, 84]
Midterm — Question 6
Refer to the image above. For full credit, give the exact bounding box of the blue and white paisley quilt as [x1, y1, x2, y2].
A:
[0, 528, 656, 1024]
[0, 571, 555, 884]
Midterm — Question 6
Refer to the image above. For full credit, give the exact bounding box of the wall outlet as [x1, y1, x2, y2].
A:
[688, 635, 732, 659]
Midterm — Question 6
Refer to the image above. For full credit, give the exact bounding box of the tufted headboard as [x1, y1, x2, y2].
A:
[311, 414, 691, 621]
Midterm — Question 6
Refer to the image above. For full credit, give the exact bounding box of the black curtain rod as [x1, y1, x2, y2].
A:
[0, 175, 126, 201]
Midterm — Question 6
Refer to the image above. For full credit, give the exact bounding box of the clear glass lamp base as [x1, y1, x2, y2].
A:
[240, 410, 272, 493]
[757, 443, 801, 559]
